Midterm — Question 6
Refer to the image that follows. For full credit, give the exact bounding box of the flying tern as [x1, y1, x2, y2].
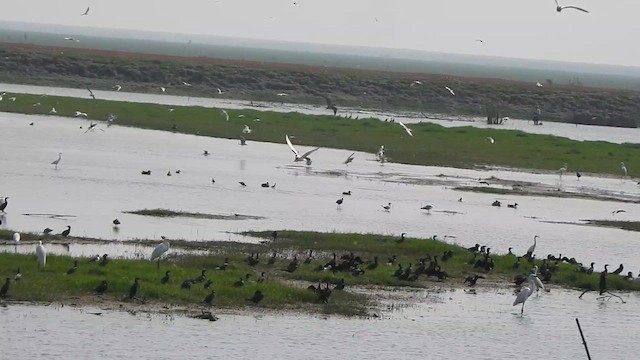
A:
[285, 134, 320, 162]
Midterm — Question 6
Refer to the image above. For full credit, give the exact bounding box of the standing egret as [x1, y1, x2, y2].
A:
[151, 240, 170, 269]
[12, 232, 19, 253]
[51, 153, 62, 169]
[558, 163, 567, 179]
[620, 162, 628, 176]
[513, 277, 534, 315]
[35, 241, 46, 269]
[524, 235, 539, 259]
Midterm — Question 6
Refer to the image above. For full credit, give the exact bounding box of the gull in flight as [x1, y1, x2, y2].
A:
[221, 109, 229, 121]
[182, 81, 192, 87]
[277, 93, 288, 96]
[285, 134, 320, 162]
[555, 0, 589, 13]
[444, 86, 455, 96]
[74, 111, 88, 117]
[343, 152, 355, 165]
[86, 87, 96, 100]
[217, 88, 224, 94]
[410, 80, 422, 87]
[242, 125, 252, 134]
[49, 107, 57, 114]
[486, 137, 495, 144]
[160, 87, 166, 93]
[84, 122, 101, 134]
[8, 97, 16, 101]
[113, 85, 122, 91]
[536, 82, 544, 87]
[81, 6, 90, 16]
[64, 37, 80, 42]
[398, 121, 413, 137]
[475, 39, 484, 43]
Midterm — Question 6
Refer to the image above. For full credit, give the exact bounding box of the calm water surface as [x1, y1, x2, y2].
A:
[1, 86, 639, 359]
[1, 289, 638, 359]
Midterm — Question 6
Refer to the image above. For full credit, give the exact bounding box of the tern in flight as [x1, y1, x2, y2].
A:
[74, 111, 88, 117]
[86, 87, 95, 100]
[398, 121, 413, 137]
[555, 0, 589, 13]
[82, 7, 90, 15]
[410, 80, 422, 87]
[444, 86, 456, 96]
[286, 135, 320, 162]
[221, 109, 229, 121]
[113, 85, 122, 91]
[242, 125, 252, 134]
[217, 88, 224, 94]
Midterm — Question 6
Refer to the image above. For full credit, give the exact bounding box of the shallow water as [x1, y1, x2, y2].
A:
[1, 288, 638, 359]
[0, 112, 639, 273]
[2, 82, 640, 144]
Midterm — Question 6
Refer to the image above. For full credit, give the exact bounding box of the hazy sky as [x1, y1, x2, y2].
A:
[1, 0, 639, 66]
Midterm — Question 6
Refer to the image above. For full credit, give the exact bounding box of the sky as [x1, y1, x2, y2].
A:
[1, 0, 639, 67]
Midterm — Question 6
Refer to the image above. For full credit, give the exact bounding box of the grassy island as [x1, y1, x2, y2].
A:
[1, 230, 637, 316]
[0, 93, 638, 176]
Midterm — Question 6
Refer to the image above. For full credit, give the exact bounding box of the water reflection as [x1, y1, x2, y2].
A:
[0, 288, 637, 359]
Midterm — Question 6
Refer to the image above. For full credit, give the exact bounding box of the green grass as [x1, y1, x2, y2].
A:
[1, 230, 638, 316]
[0, 252, 367, 316]
[585, 220, 640, 232]
[1, 93, 639, 176]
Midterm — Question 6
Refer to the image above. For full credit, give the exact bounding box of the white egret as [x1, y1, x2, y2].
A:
[242, 125, 252, 134]
[513, 277, 534, 315]
[285, 134, 320, 162]
[36, 241, 47, 269]
[444, 86, 455, 96]
[151, 240, 170, 269]
[51, 152, 62, 169]
[12, 232, 19, 253]
[558, 163, 567, 178]
[529, 266, 545, 294]
[620, 162, 628, 176]
[221, 109, 229, 121]
[398, 121, 413, 137]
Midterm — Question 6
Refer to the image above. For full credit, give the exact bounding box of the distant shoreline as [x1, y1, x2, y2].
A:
[0, 41, 638, 128]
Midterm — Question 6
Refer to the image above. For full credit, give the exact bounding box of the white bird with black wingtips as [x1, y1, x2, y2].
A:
[398, 121, 413, 137]
[286, 135, 320, 162]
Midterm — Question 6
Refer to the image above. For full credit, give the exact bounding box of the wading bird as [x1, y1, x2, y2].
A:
[620, 162, 628, 176]
[513, 277, 534, 315]
[12, 232, 19, 253]
[51, 153, 62, 169]
[151, 240, 170, 269]
[36, 241, 47, 269]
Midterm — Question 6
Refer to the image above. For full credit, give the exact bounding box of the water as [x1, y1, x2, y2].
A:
[1, 288, 638, 359]
[1, 85, 640, 359]
[0, 111, 639, 272]
[2, 82, 640, 144]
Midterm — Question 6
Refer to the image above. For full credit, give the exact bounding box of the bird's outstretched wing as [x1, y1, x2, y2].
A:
[398, 121, 413, 136]
[562, 6, 589, 13]
[322, 95, 334, 109]
[87, 87, 95, 99]
[285, 135, 300, 158]
[554, 0, 559, 6]
[221, 109, 229, 121]
[343, 152, 355, 164]
[299, 147, 320, 159]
